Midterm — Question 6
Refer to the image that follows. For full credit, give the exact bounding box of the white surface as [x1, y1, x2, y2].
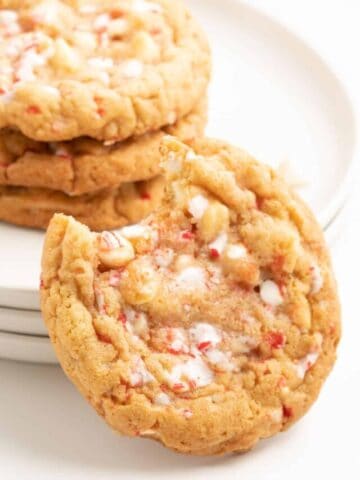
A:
[1, 1, 360, 479]
[0, 0, 356, 311]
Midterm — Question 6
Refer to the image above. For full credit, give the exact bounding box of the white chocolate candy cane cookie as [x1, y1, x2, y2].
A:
[41, 137, 340, 455]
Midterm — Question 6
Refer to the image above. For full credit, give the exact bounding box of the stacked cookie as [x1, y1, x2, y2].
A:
[0, 0, 210, 230]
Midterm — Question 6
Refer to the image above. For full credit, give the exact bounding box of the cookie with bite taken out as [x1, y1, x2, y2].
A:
[40, 137, 340, 455]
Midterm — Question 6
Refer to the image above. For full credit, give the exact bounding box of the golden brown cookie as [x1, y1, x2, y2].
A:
[0, 1, 210, 142]
[0, 175, 164, 231]
[41, 137, 340, 455]
[0, 98, 206, 195]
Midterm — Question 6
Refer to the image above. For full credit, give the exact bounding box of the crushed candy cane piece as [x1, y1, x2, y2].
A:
[264, 331, 285, 349]
[189, 323, 221, 349]
[209, 233, 227, 257]
[205, 349, 234, 371]
[130, 356, 154, 386]
[294, 351, 320, 379]
[168, 357, 214, 390]
[154, 248, 174, 268]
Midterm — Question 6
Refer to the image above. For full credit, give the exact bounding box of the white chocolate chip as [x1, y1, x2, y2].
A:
[225, 244, 247, 260]
[132, 0, 163, 14]
[175, 266, 206, 290]
[310, 264, 323, 294]
[120, 224, 152, 240]
[154, 392, 171, 406]
[93, 13, 110, 31]
[269, 408, 283, 423]
[98, 231, 135, 268]
[185, 150, 198, 162]
[260, 280, 283, 307]
[88, 57, 114, 70]
[0, 10, 18, 24]
[188, 195, 209, 220]
[120, 59, 143, 79]
[166, 152, 181, 173]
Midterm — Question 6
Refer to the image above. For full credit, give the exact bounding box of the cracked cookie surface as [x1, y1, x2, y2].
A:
[0, 99, 206, 195]
[0, 175, 164, 230]
[41, 137, 340, 455]
[0, 0, 210, 141]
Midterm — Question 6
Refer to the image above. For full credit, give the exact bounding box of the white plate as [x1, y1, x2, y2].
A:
[0, 306, 47, 336]
[0, 0, 356, 312]
[0, 331, 56, 364]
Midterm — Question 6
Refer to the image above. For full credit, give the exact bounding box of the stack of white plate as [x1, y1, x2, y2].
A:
[0, 0, 356, 363]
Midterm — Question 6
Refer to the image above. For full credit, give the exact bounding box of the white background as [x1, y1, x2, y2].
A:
[1, 1, 360, 479]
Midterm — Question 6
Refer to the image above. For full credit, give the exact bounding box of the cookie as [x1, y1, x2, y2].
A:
[0, 98, 206, 195]
[40, 137, 340, 455]
[0, 175, 164, 231]
[0, 0, 211, 142]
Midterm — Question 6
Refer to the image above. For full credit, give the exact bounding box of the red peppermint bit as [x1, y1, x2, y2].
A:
[172, 383, 185, 391]
[96, 332, 112, 344]
[150, 27, 161, 35]
[140, 191, 151, 200]
[271, 255, 285, 274]
[264, 331, 285, 349]
[0, 88, 6, 95]
[255, 196, 264, 210]
[118, 312, 127, 325]
[97, 107, 106, 117]
[282, 405, 293, 418]
[277, 376, 287, 388]
[39, 278, 44, 289]
[188, 380, 196, 390]
[209, 248, 220, 259]
[110, 8, 125, 18]
[168, 348, 182, 355]
[197, 341, 212, 351]
[278, 280, 286, 296]
[26, 105, 41, 114]
[181, 230, 194, 240]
